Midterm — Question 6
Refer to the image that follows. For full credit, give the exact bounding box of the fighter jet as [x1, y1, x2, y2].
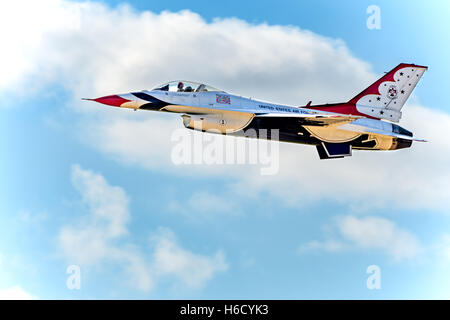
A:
[85, 63, 427, 159]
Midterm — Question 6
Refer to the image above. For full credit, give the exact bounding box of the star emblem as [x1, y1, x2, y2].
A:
[376, 97, 381, 101]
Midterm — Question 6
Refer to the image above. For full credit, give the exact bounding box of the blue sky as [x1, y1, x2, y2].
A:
[1, 0, 450, 299]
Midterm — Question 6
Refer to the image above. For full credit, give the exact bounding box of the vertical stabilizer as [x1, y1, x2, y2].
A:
[348, 63, 428, 122]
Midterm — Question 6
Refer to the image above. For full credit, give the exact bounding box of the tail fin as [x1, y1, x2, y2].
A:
[349, 63, 428, 122]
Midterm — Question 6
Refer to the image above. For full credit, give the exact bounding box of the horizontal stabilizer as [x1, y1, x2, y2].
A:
[338, 118, 427, 142]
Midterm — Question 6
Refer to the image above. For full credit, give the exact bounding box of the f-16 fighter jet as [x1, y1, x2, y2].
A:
[85, 63, 427, 159]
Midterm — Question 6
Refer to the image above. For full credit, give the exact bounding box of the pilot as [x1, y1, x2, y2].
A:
[177, 81, 184, 92]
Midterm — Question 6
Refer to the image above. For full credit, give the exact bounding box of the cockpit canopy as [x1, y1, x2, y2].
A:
[153, 80, 223, 93]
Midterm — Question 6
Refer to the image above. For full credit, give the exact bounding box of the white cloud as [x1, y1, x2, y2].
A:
[0, 286, 36, 300]
[0, 0, 373, 104]
[299, 215, 423, 261]
[298, 239, 345, 254]
[71, 164, 129, 237]
[168, 190, 241, 221]
[59, 164, 153, 290]
[17, 210, 48, 224]
[186, 191, 241, 216]
[59, 164, 227, 292]
[2, 0, 448, 210]
[152, 228, 227, 287]
[337, 215, 422, 261]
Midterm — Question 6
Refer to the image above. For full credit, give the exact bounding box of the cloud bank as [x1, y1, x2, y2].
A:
[0, 0, 373, 105]
[59, 165, 227, 291]
[299, 215, 423, 261]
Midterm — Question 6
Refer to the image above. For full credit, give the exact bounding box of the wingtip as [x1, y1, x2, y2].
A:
[399, 63, 428, 70]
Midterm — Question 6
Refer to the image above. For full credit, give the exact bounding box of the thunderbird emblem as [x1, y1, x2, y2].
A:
[387, 85, 398, 99]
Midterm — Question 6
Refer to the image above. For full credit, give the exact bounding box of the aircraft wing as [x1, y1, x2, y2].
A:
[337, 120, 427, 142]
[255, 112, 360, 120]
[253, 112, 360, 126]
[252, 113, 425, 159]
[254, 113, 425, 141]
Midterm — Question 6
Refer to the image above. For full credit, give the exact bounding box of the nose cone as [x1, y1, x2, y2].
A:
[84, 94, 131, 107]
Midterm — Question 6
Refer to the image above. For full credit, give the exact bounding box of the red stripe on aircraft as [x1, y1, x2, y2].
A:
[89, 95, 130, 107]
